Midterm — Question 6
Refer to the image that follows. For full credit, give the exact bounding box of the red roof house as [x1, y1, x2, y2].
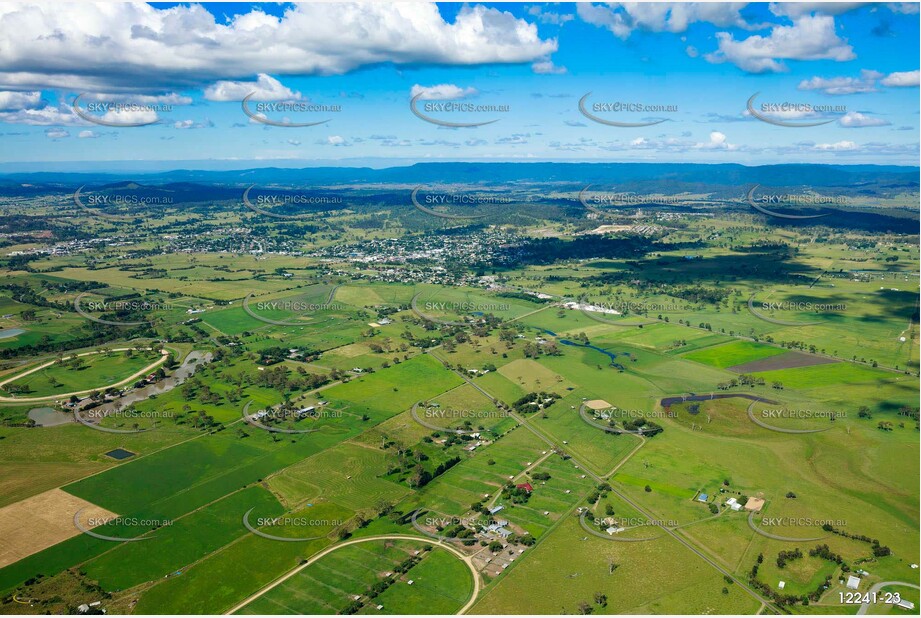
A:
[516, 482, 534, 493]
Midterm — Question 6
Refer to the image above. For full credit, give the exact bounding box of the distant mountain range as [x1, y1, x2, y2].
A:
[0, 162, 917, 189]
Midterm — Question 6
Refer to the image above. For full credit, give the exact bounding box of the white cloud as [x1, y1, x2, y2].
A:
[78, 130, 99, 138]
[319, 135, 349, 147]
[686, 46, 699, 58]
[887, 3, 921, 14]
[838, 111, 891, 127]
[102, 108, 158, 125]
[44, 127, 68, 138]
[696, 130, 737, 150]
[532, 59, 567, 74]
[204, 74, 301, 102]
[0, 104, 81, 125]
[0, 3, 556, 91]
[769, 3, 871, 18]
[881, 69, 920, 87]
[527, 6, 574, 25]
[410, 84, 477, 100]
[577, 2, 751, 40]
[173, 118, 213, 129]
[798, 69, 881, 94]
[83, 92, 191, 105]
[0, 90, 41, 111]
[706, 15, 855, 73]
[813, 140, 857, 150]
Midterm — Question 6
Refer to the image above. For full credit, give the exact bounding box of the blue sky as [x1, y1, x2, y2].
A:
[0, 2, 917, 169]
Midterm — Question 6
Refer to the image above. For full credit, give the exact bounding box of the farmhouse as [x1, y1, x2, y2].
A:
[697, 493, 709, 503]
[488, 505, 504, 515]
[725, 497, 742, 511]
[896, 599, 915, 611]
[516, 482, 534, 493]
[846, 575, 861, 590]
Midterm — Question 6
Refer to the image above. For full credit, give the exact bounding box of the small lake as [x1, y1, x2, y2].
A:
[0, 328, 25, 339]
[28, 407, 74, 426]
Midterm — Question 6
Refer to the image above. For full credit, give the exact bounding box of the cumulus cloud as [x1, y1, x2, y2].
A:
[881, 69, 920, 86]
[838, 111, 891, 127]
[204, 74, 301, 102]
[527, 6, 575, 25]
[798, 69, 882, 94]
[0, 3, 556, 91]
[78, 129, 99, 138]
[318, 135, 349, 147]
[705, 15, 855, 73]
[532, 59, 567, 74]
[0, 90, 41, 111]
[173, 118, 214, 129]
[695, 130, 737, 150]
[0, 104, 81, 126]
[578, 2, 752, 40]
[44, 127, 68, 139]
[410, 84, 477, 100]
[101, 108, 158, 125]
[813, 140, 857, 150]
[768, 3, 872, 18]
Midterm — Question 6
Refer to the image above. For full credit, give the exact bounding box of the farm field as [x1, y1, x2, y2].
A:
[236, 539, 473, 615]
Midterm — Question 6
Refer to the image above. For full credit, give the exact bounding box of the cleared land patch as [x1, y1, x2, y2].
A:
[728, 350, 839, 373]
[0, 488, 115, 568]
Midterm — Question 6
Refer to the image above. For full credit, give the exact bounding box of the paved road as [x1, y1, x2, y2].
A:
[856, 581, 920, 615]
[224, 534, 480, 615]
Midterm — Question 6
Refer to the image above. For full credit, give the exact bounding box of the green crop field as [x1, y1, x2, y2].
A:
[236, 540, 472, 615]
